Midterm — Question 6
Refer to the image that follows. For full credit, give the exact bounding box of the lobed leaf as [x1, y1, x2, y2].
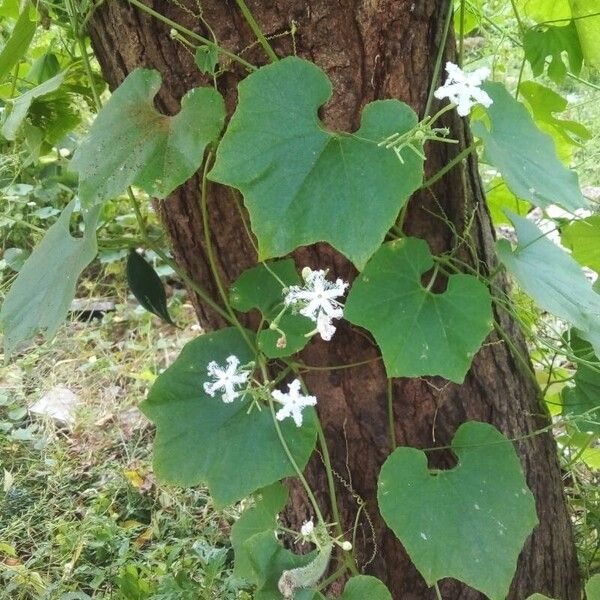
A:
[209, 57, 424, 269]
[140, 328, 317, 507]
[71, 69, 225, 206]
[377, 421, 538, 600]
[345, 237, 493, 383]
[523, 22, 582, 83]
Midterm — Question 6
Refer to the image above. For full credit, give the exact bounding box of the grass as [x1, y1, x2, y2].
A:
[0, 285, 251, 599]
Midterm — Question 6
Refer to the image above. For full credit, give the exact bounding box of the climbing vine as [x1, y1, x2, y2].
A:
[1, 0, 600, 598]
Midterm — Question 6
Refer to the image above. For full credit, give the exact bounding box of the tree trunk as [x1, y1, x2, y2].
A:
[88, 1, 580, 598]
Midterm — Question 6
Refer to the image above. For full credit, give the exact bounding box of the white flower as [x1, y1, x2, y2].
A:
[284, 268, 348, 341]
[316, 312, 336, 342]
[434, 62, 492, 116]
[203, 355, 251, 403]
[300, 518, 314, 537]
[272, 379, 317, 427]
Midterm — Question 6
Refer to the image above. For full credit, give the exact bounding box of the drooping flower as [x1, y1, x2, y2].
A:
[434, 61, 493, 116]
[272, 379, 317, 427]
[284, 268, 348, 341]
[203, 355, 251, 403]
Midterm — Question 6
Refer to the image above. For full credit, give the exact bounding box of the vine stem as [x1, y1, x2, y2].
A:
[313, 410, 360, 577]
[434, 582, 443, 600]
[127, 0, 256, 71]
[259, 361, 324, 524]
[421, 141, 479, 189]
[423, 0, 454, 117]
[234, 0, 278, 62]
[458, 0, 466, 67]
[199, 153, 254, 350]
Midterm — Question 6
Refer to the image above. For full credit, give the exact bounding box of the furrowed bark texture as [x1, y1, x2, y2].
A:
[89, 1, 580, 598]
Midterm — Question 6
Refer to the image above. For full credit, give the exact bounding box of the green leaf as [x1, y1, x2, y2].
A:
[453, 0, 482, 35]
[126, 251, 175, 325]
[2, 71, 67, 141]
[377, 421, 538, 600]
[586, 574, 600, 600]
[561, 335, 600, 434]
[517, 0, 571, 22]
[230, 260, 313, 358]
[570, 0, 600, 68]
[231, 482, 288, 581]
[195, 45, 218, 75]
[243, 531, 322, 600]
[472, 82, 587, 212]
[345, 238, 493, 383]
[561, 214, 600, 272]
[497, 212, 600, 357]
[486, 178, 530, 226]
[209, 57, 424, 269]
[519, 81, 590, 155]
[523, 22, 582, 83]
[0, 200, 99, 359]
[339, 576, 392, 600]
[0, 3, 36, 83]
[71, 69, 225, 206]
[27, 52, 60, 84]
[140, 328, 317, 507]
[526, 595, 556, 600]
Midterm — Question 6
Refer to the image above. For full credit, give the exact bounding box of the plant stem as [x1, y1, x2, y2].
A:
[434, 582, 443, 600]
[235, 0, 278, 62]
[424, 0, 454, 117]
[260, 362, 324, 523]
[421, 142, 479, 189]
[199, 154, 254, 350]
[127, 0, 256, 71]
[458, 0, 465, 67]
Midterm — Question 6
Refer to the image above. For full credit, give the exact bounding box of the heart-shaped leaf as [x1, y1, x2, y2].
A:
[231, 482, 288, 581]
[209, 57, 423, 269]
[345, 237, 493, 383]
[71, 68, 225, 206]
[0, 200, 99, 359]
[377, 421, 538, 600]
[561, 214, 600, 273]
[497, 212, 600, 357]
[140, 328, 317, 507]
[230, 259, 313, 357]
[126, 250, 175, 325]
[472, 82, 586, 212]
[339, 576, 392, 600]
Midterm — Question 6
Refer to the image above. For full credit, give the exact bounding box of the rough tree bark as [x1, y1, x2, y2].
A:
[88, 1, 580, 598]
